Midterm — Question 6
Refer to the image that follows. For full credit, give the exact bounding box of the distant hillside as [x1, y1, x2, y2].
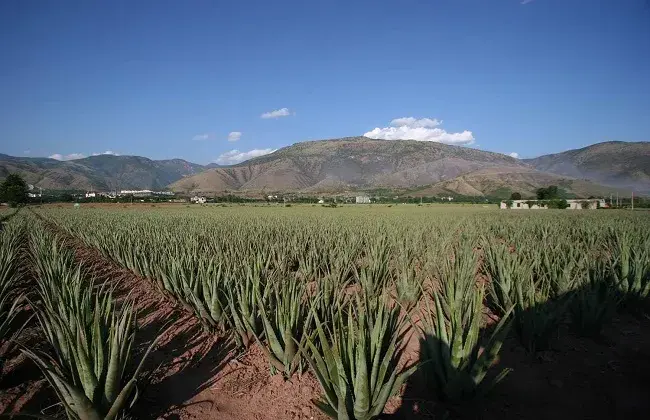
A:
[525, 141, 650, 193]
[170, 137, 527, 193]
[2, 139, 642, 197]
[0, 154, 208, 191]
[411, 166, 628, 199]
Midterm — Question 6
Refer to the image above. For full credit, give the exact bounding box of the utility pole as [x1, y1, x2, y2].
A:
[616, 192, 619, 208]
[632, 191, 634, 211]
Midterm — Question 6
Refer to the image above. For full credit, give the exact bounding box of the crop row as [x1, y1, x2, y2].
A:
[4, 206, 649, 419]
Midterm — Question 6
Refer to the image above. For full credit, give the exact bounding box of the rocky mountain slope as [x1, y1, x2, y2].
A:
[2, 138, 645, 197]
[524, 141, 649, 193]
[412, 166, 626, 198]
[170, 137, 526, 193]
[0, 154, 209, 191]
[171, 137, 639, 197]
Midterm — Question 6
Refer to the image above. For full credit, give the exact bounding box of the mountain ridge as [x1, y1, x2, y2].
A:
[170, 138, 648, 197]
[1, 139, 648, 197]
[524, 141, 650, 193]
[0, 153, 211, 191]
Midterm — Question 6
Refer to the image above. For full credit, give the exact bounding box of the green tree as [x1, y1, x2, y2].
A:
[510, 192, 522, 200]
[536, 185, 559, 200]
[0, 174, 28, 207]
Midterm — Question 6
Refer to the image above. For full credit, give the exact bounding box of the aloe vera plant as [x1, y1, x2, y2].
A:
[610, 231, 650, 304]
[305, 294, 415, 419]
[570, 259, 618, 337]
[252, 278, 313, 376]
[312, 272, 348, 329]
[25, 229, 161, 420]
[0, 221, 24, 372]
[482, 241, 530, 317]
[187, 258, 231, 332]
[227, 254, 270, 348]
[512, 271, 568, 353]
[540, 243, 586, 298]
[421, 244, 513, 402]
[394, 239, 421, 308]
[354, 236, 392, 297]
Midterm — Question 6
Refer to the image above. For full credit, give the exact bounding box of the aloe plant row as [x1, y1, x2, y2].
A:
[0, 217, 25, 373]
[24, 225, 160, 420]
[30, 205, 650, 416]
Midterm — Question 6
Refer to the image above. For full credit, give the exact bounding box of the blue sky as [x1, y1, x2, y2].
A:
[1, 0, 649, 164]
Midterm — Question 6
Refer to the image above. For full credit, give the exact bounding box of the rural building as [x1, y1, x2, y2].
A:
[500, 199, 604, 210]
[566, 199, 606, 209]
[191, 196, 207, 204]
[355, 195, 371, 204]
[85, 192, 96, 198]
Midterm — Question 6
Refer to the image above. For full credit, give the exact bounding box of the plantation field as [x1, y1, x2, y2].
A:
[1, 205, 650, 419]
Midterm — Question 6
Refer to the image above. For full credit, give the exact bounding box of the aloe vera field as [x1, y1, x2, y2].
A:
[1, 204, 650, 420]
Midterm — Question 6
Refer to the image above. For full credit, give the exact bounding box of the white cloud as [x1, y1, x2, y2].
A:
[509, 152, 520, 159]
[228, 131, 242, 142]
[49, 153, 85, 161]
[193, 133, 210, 141]
[521, 0, 535, 4]
[215, 148, 276, 165]
[364, 117, 475, 145]
[261, 108, 291, 119]
[389, 117, 441, 128]
[23, 150, 31, 155]
[92, 151, 119, 156]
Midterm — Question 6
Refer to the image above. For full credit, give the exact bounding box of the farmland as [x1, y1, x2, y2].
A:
[1, 204, 650, 419]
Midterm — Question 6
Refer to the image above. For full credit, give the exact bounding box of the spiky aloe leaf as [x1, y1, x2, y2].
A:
[305, 294, 413, 419]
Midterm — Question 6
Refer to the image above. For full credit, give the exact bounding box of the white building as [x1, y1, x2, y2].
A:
[85, 192, 96, 198]
[356, 195, 371, 204]
[191, 196, 207, 204]
[500, 199, 604, 210]
[120, 189, 153, 195]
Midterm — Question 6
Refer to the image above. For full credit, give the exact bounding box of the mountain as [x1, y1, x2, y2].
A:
[411, 166, 625, 198]
[2, 139, 644, 197]
[524, 141, 650, 193]
[0, 154, 208, 191]
[169, 137, 522, 193]
[171, 137, 640, 197]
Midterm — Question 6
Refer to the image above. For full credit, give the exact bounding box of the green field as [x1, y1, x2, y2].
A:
[2, 204, 649, 419]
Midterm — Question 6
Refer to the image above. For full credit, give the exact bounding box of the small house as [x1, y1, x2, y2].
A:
[500, 199, 603, 210]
